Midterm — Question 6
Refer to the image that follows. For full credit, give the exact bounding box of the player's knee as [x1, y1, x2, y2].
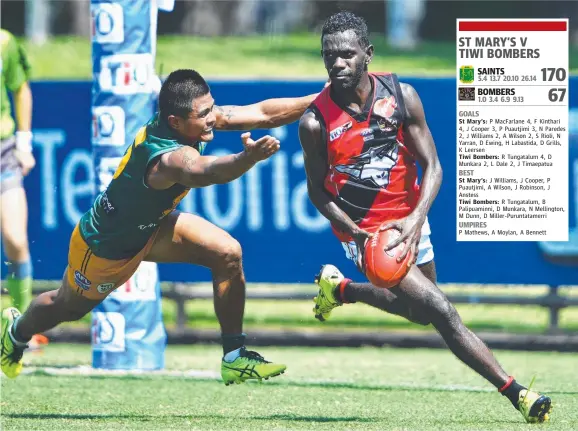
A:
[3, 233, 29, 256]
[217, 239, 243, 271]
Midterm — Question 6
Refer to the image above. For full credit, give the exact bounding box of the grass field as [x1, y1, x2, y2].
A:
[1, 343, 577, 430]
[19, 35, 578, 79]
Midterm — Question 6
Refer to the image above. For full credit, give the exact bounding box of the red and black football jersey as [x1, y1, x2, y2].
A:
[311, 72, 420, 242]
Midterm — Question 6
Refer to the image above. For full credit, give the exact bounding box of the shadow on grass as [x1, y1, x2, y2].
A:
[5, 413, 155, 421]
[251, 414, 375, 423]
[5, 412, 375, 423]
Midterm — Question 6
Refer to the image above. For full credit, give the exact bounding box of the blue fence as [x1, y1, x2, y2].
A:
[3, 78, 577, 285]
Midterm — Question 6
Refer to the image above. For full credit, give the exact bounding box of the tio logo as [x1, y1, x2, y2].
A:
[99, 54, 154, 95]
[90, 3, 124, 44]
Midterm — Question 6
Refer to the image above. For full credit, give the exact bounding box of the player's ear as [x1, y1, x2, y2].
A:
[365, 44, 374, 65]
[167, 115, 180, 131]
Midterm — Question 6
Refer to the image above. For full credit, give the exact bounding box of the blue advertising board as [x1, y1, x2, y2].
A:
[4, 77, 577, 286]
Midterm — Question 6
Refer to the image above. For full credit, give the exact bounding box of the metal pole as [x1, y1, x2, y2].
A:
[25, 0, 50, 46]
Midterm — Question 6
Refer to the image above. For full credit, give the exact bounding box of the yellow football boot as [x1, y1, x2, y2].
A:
[221, 347, 286, 385]
[313, 264, 344, 321]
[1, 307, 27, 379]
[518, 388, 552, 423]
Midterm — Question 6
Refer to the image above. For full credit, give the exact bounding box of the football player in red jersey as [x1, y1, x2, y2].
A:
[298, 11, 551, 424]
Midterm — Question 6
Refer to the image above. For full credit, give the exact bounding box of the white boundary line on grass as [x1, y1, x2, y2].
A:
[9, 365, 495, 392]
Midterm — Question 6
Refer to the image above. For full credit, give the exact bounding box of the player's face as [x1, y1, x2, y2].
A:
[321, 30, 371, 90]
[170, 93, 217, 143]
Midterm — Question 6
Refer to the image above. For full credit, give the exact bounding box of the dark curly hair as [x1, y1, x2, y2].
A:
[321, 11, 370, 49]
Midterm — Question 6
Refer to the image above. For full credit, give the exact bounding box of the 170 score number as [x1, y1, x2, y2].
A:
[541, 68, 567, 103]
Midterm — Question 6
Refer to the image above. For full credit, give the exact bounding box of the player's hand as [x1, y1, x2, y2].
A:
[14, 150, 36, 176]
[241, 132, 280, 162]
[379, 214, 424, 266]
[352, 229, 373, 273]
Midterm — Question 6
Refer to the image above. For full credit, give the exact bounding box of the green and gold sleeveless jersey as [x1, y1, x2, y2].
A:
[1, 29, 31, 139]
[79, 114, 203, 260]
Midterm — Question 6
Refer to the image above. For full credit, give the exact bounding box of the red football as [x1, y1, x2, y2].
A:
[364, 228, 412, 289]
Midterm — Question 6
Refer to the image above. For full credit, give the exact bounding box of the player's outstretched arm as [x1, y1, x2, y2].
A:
[214, 93, 318, 131]
[298, 109, 371, 252]
[156, 133, 280, 188]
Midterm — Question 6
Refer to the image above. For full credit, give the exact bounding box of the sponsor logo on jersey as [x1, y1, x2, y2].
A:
[97, 283, 115, 294]
[91, 3, 124, 44]
[361, 128, 374, 141]
[329, 121, 353, 142]
[74, 271, 92, 291]
[138, 223, 158, 231]
[92, 106, 125, 147]
[100, 192, 116, 215]
[99, 54, 154, 95]
[334, 142, 399, 188]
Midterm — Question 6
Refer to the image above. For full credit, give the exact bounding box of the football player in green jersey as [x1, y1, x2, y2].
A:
[2, 69, 316, 385]
[0, 29, 48, 350]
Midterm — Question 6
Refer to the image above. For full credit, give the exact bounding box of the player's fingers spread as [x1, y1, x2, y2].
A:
[407, 246, 416, 267]
[412, 247, 419, 266]
[397, 241, 412, 263]
[385, 235, 404, 251]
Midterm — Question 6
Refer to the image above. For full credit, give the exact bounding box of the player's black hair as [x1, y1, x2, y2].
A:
[158, 69, 210, 121]
[321, 11, 370, 49]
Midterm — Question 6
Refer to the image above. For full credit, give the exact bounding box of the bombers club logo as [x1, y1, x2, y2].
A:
[92, 106, 125, 146]
[334, 141, 399, 188]
[373, 95, 398, 132]
[99, 54, 154, 95]
[90, 3, 124, 44]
